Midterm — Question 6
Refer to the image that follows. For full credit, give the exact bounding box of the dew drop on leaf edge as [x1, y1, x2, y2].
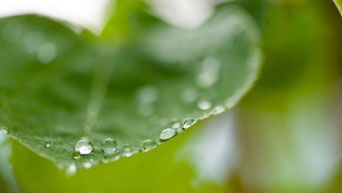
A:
[183, 118, 197, 129]
[0, 126, 8, 134]
[160, 128, 176, 141]
[75, 138, 93, 155]
[140, 139, 156, 152]
[102, 138, 118, 154]
[123, 144, 133, 157]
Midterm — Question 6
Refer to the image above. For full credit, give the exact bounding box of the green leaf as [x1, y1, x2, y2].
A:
[334, 0, 342, 15]
[0, 5, 261, 171]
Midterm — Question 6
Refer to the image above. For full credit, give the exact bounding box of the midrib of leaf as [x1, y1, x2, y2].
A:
[84, 62, 112, 135]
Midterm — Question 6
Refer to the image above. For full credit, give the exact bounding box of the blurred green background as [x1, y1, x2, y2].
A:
[0, 0, 341, 193]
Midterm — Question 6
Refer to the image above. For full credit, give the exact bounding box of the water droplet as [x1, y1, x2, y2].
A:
[103, 149, 121, 162]
[123, 144, 133, 157]
[75, 138, 93, 155]
[66, 163, 77, 175]
[102, 138, 118, 154]
[44, 143, 51, 148]
[171, 122, 181, 129]
[73, 151, 81, 160]
[136, 85, 159, 104]
[183, 118, 197, 129]
[196, 57, 220, 88]
[197, 100, 211, 110]
[0, 126, 8, 134]
[211, 106, 225, 115]
[160, 128, 176, 141]
[137, 104, 154, 117]
[140, 139, 156, 152]
[37, 42, 56, 64]
[181, 88, 198, 103]
[83, 162, 91, 168]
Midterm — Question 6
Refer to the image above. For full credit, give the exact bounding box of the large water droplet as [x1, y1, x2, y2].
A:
[183, 118, 197, 129]
[102, 138, 118, 154]
[196, 57, 220, 88]
[160, 128, 176, 141]
[197, 99, 211, 110]
[0, 126, 8, 134]
[140, 139, 156, 152]
[75, 138, 93, 155]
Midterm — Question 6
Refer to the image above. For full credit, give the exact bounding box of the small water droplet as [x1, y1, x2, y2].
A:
[83, 162, 91, 169]
[196, 57, 220, 88]
[0, 126, 8, 134]
[103, 149, 121, 162]
[73, 151, 81, 160]
[137, 104, 154, 117]
[140, 139, 156, 152]
[37, 42, 56, 64]
[44, 143, 51, 148]
[75, 138, 93, 155]
[160, 128, 176, 141]
[171, 122, 181, 129]
[136, 85, 159, 104]
[66, 163, 77, 175]
[197, 100, 211, 110]
[181, 88, 198, 104]
[183, 118, 197, 129]
[211, 106, 225, 115]
[123, 144, 133, 157]
[102, 138, 118, 154]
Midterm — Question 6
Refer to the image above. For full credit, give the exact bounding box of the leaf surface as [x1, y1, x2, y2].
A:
[0, 5, 261, 170]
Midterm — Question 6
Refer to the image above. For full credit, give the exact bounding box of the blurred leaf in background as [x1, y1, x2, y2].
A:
[236, 0, 342, 192]
[334, 0, 342, 14]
